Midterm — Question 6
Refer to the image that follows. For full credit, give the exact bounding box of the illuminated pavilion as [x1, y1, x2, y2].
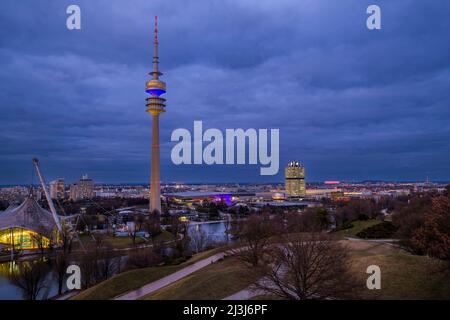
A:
[0, 195, 59, 249]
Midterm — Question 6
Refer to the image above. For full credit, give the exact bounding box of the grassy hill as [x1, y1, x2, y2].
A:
[336, 219, 383, 238]
[73, 236, 450, 300]
[144, 241, 450, 300]
[72, 247, 227, 300]
[140, 255, 258, 300]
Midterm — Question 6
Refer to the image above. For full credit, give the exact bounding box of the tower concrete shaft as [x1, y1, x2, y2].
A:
[145, 16, 166, 214]
[150, 114, 161, 214]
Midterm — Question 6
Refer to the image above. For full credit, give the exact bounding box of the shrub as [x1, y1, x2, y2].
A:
[170, 256, 188, 265]
[338, 221, 354, 231]
[126, 249, 162, 269]
[356, 221, 398, 239]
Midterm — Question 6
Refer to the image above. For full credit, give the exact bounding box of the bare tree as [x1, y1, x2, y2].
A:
[53, 253, 69, 296]
[251, 233, 357, 300]
[74, 236, 119, 289]
[146, 210, 162, 244]
[91, 235, 118, 281]
[286, 208, 330, 233]
[233, 214, 275, 267]
[170, 215, 190, 257]
[169, 215, 183, 240]
[190, 227, 209, 253]
[9, 260, 50, 300]
[78, 243, 100, 289]
[126, 248, 162, 269]
[97, 249, 118, 281]
[96, 247, 118, 281]
[152, 237, 167, 258]
[30, 227, 47, 255]
[128, 213, 145, 247]
[59, 225, 73, 255]
[224, 214, 232, 242]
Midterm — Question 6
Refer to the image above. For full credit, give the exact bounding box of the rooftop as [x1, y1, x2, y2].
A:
[253, 201, 316, 207]
[164, 191, 232, 198]
[0, 196, 60, 238]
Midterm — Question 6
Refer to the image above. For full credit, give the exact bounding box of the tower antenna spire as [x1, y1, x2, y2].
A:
[152, 15, 160, 79]
[154, 15, 158, 44]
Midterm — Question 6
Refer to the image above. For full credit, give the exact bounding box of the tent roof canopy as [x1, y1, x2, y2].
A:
[0, 196, 58, 238]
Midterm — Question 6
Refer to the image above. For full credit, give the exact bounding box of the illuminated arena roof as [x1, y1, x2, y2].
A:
[0, 196, 58, 238]
[2, 204, 18, 213]
[164, 191, 232, 198]
[164, 191, 233, 205]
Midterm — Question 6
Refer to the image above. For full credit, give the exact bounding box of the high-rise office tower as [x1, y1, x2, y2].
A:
[49, 178, 65, 199]
[69, 174, 94, 201]
[285, 161, 306, 198]
[145, 16, 166, 214]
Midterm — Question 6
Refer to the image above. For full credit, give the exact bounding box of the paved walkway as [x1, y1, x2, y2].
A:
[188, 220, 226, 226]
[223, 287, 263, 300]
[114, 251, 227, 300]
[345, 237, 398, 243]
[345, 237, 399, 247]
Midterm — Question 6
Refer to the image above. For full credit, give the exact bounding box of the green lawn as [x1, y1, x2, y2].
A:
[143, 241, 450, 300]
[346, 241, 450, 299]
[73, 237, 450, 300]
[154, 230, 175, 242]
[336, 219, 382, 238]
[73, 264, 182, 300]
[140, 256, 259, 300]
[72, 246, 229, 300]
[102, 236, 146, 248]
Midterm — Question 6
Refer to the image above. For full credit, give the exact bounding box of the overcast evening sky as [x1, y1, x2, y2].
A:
[0, 0, 449, 184]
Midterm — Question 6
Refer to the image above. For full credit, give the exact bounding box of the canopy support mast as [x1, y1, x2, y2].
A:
[32, 158, 63, 234]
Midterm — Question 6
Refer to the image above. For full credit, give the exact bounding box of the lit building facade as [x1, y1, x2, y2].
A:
[49, 178, 65, 199]
[285, 161, 306, 198]
[164, 192, 232, 205]
[0, 196, 58, 249]
[69, 174, 94, 201]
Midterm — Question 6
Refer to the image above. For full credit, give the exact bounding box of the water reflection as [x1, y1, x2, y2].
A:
[0, 259, 58, 300]
[0, 221, 229, 300]
[188, 221, 229, 244]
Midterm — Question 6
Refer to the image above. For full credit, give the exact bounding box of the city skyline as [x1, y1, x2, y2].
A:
[1, 1, 450, 306]
[1, 0, 450, 184]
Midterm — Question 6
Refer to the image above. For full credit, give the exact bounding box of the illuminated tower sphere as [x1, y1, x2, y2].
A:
[285, 161, 306, 198]
[146, 16, 166, 214]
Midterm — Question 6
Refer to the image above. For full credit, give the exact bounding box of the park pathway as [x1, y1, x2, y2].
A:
[223, 286, 263, 300]
[114, 251, 227, 300]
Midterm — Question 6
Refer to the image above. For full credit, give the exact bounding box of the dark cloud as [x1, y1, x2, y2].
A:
[0, 0, 449, 184]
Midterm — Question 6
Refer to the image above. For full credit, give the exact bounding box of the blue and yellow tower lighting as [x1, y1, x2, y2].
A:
[145, 16, 166, 97]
